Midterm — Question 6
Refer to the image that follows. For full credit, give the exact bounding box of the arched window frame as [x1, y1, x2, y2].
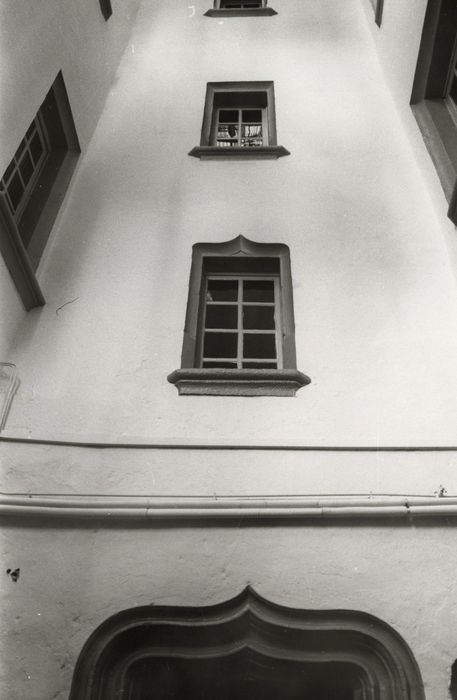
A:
[167, 236, 310, 396]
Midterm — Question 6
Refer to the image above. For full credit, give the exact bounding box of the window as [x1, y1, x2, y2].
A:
[0, 72, 80, 309]
[99, 0, 112, 20]
[189, 82, 289, 160]
[167, 236, 310, 396]
[411, 0, 457, 224]
[369, 0, 384, 27]
[205, 0, 277, 16]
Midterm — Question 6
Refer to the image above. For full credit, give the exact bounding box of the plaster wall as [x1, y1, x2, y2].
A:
[1, 522, 456, 700]
[1, 0, 457, 447]
[0, 0, 141, 344]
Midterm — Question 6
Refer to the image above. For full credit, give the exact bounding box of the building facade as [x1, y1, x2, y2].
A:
[1, 0, 457, 698]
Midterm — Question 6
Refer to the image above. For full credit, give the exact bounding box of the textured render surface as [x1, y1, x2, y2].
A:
[0, 0, 141, 339]
[1, 523, 457, 700]
[1, 0, 457, 444]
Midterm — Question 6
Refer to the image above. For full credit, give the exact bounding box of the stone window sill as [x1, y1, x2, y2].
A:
[204, 8, 277, 17]
[189, 146, 290, 160]
[167, 368, 310, 396]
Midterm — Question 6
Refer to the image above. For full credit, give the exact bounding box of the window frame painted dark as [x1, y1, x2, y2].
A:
[167, 236, 310, 396]
[0, 71, 80, 309]
[369, 0, 384, 27]
[411, 0, 457, 224]
[99, 0, 112, 20]
[189, 82, 289, 160]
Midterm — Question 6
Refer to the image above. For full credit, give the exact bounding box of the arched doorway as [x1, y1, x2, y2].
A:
[69, 588, 424, 700]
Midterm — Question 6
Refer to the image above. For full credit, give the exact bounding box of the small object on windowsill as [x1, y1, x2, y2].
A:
[0, 363, 19, 432]
[189, 145, 290, 160]
[167, 368, 310, 397]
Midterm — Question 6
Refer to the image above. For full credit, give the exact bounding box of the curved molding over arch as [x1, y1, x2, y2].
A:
[69, 587, 425, 700]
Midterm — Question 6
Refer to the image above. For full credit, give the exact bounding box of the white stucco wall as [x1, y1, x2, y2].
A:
[2, 522, 456, 700]
[2, 0, 457, 445]
[2, 3, 457, 698]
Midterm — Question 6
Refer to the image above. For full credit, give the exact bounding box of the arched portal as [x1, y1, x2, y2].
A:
[69, 588, 425, 700]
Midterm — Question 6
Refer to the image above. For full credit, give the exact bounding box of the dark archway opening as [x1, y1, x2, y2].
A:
[69, 588, 425, 700]
[127, 652, 362, 700]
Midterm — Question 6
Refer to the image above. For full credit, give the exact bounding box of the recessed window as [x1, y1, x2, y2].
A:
[411, 0, 457, 224]
[205, 0, 277, 17]
[369, 0, 384, 26]
[167, 236, 310, 396]
[99, 0, 112, 20]
[0, 72, 80, 309]
[189, 82, 289, 160]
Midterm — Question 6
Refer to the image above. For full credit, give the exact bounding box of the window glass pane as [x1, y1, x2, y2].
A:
[242, 110, 262, 123]
[243, 305, 275, 330]
[219, 110, 238, 122]
[243, 333, 276, 359]
[206, 305, 238, 329]
[217, 124, 239, 139]
[2, 160, 16, 184]
[204, 332, 238, 358]
[7, 172, 24, 211]
[14, 139, 26, 160]
[203, 361, 237, 368]
[207, 279, 238, 302]
[30, 132, 44, 164]
[19, 153, 34, 186]
[243, 279, 274, 302]
[243, 361, 277, 369]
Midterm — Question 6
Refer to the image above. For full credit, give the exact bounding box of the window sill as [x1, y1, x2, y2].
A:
[167, 368, 311, 396]
[204, 8, 277, 17]
[189, 146, 290, 160]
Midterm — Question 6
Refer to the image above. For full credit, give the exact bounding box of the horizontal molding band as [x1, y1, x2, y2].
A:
[2, 436, 457, 451]
[1, 494, 456, 521]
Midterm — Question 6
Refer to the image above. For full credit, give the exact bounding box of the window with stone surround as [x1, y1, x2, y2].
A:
[205, 0, 277, 17]
[369, 0, 384, 26]
[0, 72, 80, 309]
[99, 0, 112, 20]
[167, 236, 310, 396]
[411, 0, 457, 224]
[189, 82, 289, 160]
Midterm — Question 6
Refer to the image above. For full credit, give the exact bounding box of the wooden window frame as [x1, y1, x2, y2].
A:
[167, 236, 310, 396]
[411, 0, 457, 224]
[189, 82, 290, 160]
[199, 274, 282, 370]
[99, 0, 112, 20]
[0, 71, 80, 309]
[205, 0, 277, 18]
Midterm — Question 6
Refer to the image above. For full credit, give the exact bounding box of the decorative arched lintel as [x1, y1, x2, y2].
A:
[69, 587, 425, 700]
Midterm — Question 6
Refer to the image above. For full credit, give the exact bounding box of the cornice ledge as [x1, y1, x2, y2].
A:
[204, 8, 278, 17]
[189, 146, 290, 160]
[1, 494, 457, 522]
[167, 368, 310, 396]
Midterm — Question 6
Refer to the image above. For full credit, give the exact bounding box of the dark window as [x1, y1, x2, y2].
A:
[0, 72, 80, 309]
[411, 0, 457, 223]
[167, 236, 310, 396]
[205, 0, 277, 16]
[189, 82, 289, 160]
[99, 0, 112, 20]
[369, 0, 384, 26]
